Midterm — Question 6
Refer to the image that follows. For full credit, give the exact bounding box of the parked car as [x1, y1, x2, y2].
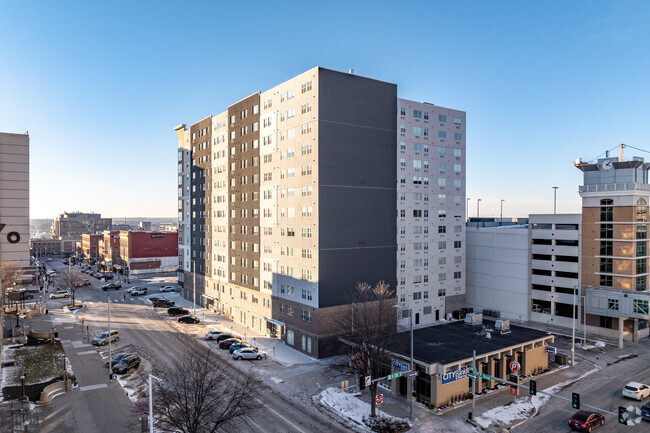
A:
[641, 401, 650, 421]
[148, 296, 163, 303]
[49, 290, 69, 299]
[92, 330, 120, 346]
[177, 315, 200, 324]
[623, 382, 650, 400]
[160, 285, 177, 293]
[112, 354, 141, 374]
[167, 307, 190, 316]
[101, 273, 114, 280]
[21, 291, 35, 299]
[215, 333, 236, 342]
[101, 283, 122, 291]
[568, 411, 605, 432]
[219, 338, 242, 350]
[229, 342, 252, 354]
[93, 272, 102, 278]
[106, 353, 134, 368]
[205, 330, 222, 340]
[233, 348, 266, 361]
[129, 287, 148, 296]
[153, 299, 175, 308]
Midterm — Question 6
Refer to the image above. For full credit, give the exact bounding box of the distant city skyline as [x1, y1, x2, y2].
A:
[2, 1, 649, 219]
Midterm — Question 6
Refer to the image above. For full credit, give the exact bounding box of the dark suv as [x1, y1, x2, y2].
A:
[153, 299, 175, 308]
[167, 307, 190, 316]
[112, 354, 141, 374]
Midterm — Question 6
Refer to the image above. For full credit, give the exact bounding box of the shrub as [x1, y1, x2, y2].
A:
[362, 415, 411, 433]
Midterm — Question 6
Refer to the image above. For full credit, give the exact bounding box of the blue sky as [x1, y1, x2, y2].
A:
[2, 1, 650, 219]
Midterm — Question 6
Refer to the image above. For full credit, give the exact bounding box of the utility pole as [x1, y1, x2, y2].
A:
[476, 199, 482, 228]
[553, 186, 558, 214]
[470, 350, 476, 421]
[466, 198, 471, 222]
[582, 295, 587, 344]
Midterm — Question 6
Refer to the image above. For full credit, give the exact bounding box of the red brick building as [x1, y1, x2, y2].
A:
[99, 231, 121, 263]
[119, 231, 178, 274]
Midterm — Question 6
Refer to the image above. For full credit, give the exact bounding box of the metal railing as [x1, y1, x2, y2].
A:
[579, 182, 650, 192]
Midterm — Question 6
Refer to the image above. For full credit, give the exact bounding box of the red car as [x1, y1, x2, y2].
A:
[568, 410, 605, 432]
[219, 338, 242, 350]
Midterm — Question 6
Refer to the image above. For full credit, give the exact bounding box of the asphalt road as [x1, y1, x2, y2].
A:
[44, 260, 353, 433]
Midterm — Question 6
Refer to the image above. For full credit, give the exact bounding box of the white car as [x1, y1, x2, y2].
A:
[49, 291, 70, 299]
[127, 286, 147, 296]
[160, 285, 177, 293]
[623, 382, 650, 400]
[205, 330, 222, 340]
[233, 348, 266, 361]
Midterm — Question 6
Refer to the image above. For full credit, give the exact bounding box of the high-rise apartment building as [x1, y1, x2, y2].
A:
[176, 67, 465, 356]
[577, 155, 650, 343]
[396, 100, 466, 328]
[0, 132, 30, 270]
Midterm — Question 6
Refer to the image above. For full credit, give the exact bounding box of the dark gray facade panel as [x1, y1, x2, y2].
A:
[317, 67, 397, 308]
[319, 248, 397, 309]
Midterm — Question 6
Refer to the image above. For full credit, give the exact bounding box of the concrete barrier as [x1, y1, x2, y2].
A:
[35, 379, 71, 406]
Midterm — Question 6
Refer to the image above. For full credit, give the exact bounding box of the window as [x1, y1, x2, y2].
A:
[413, 110, 422, 118]
[454, 164, 462, 173]
[438, 178, 446, 187]
[399, 141, 406, 150]
[301, 310, 312, 322]
[600, 224, 613, 239]
[607, 299, 619, 310]
[413, 142, 422, 151]
[301, 81, 312, 93]
[438, 131, 446, 138]
[454, 271, 462, 279]
[600, 199, 613, 222]
[438, 288, 446, 296]
[454, 133, 462, 141]
[438, 273, 446, 281]
[633, 299, 649, 315]
[301, 102, 312, 114]
[438, 241, 446, 250]
[438, 114, 446, 122]
[453, 179, 462, 188]
[438, 146, 446, 154]
[286, 330, 294, 345]
[454, 117, 462, 125]
[438, 226, 446, 233]
[454, 148, 462, 157]
[413, 127, 422, 135]
[454, 241, 462, 248]
[400, 107, 406, 116]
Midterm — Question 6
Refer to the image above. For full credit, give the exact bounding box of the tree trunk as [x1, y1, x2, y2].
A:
[370, 383, 377, 417]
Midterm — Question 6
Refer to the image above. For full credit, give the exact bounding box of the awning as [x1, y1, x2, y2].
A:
[263, 317, 285, 327]
[201, 294, 216, 301]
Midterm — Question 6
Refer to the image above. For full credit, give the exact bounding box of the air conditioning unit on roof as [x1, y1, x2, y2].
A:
[464, 313, 482, 326]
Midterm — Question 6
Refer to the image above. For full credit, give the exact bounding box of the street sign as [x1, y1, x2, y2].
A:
[510, 386, 518, 396]
[546, 346, 557, 355]
[376, 394, 383, 404]
[364, 375, 371, 387]
[392, 360, 410, 372]
[467, 373, 477, 379]
[406, 371, 419, 378]
[476, 372, 493, 381]
[509, 361, 520, 373]
[386, 372, 404, 380]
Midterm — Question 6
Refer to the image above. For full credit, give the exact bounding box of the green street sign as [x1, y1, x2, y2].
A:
[476, 372, 493, 380]
[387, 372, 404, 380]
[468, 366, 476, 372]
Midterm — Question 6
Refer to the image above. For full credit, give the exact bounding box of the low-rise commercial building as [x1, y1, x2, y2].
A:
[119, 231, 178, 274]
[81, 234, 102, 259]
[387, 318, 553, 408]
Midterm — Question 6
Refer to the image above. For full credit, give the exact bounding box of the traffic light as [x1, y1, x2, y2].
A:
[360, 376, 366, 390]
[618, 406, 628, 424]
[529, 380, 537, 396]
[571, 392, 580, 409]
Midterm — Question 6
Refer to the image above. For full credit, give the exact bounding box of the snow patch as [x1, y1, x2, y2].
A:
[319, 387, 406, 427]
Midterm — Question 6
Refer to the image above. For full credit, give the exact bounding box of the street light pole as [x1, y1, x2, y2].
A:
[149, 374, 163, 433]
[553, 186, 558, 214]
[477, 199, 482, 228]
[409, 309, 414, 421]
[571, 286, 576, 366]
[582, 295, 587, 344]
[108, 293, 112, 380]
[500, 199, 505, 226]
[466, 198, 471, 222]
[192, 260, 196, 315]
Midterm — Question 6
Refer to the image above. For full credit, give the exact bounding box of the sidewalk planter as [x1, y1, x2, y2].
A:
[36, 379, 72, 406]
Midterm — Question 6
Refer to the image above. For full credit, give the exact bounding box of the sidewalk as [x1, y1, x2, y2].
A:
[30, 309, 138, 433]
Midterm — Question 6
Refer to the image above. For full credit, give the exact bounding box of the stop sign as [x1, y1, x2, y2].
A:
[375, 394, 383, 404]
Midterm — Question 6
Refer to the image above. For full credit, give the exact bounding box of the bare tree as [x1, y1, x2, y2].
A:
[334, 281, 397, 417]
[0, 262, 24, 290]
[58, 268, 86, 306]
[152, 346, 258, 433]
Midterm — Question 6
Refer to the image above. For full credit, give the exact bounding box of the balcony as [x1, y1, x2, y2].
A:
[579, 182, 650, 193]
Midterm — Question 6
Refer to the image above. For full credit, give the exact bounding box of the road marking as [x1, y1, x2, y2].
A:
[64, 326, 74, 329]
[72, 341, 91, 348]
[254, 397, 307, 433]
[76, 350, 96, 355]
[80, 384, 108, 391]
[60, 340, 71, 343]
